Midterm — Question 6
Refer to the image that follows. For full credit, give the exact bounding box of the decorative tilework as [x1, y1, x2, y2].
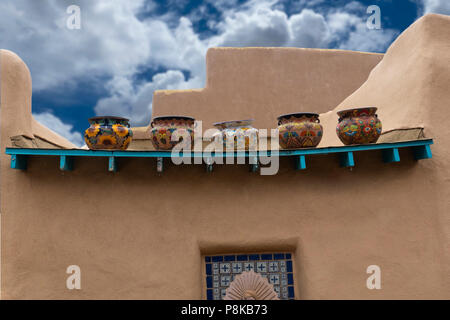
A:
[204, 252, 295, 300]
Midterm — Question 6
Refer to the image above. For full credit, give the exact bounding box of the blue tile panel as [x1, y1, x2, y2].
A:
[204, 252, 295, 300]
[206, 264, 212, 275]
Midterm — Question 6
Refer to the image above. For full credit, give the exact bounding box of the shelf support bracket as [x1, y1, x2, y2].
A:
[249, 155, 259, 173]
[382, 148, 400, 163]
[339, 151, 354, 168]
[295, 155, 306, 170]
[205, 156, 213, 173]
[60, 155, 74, 171]
[413, 145, 432, 160]
[11, 154, 27, 170]
[108, 156, 117, 172]
[156, 157, 164, 173]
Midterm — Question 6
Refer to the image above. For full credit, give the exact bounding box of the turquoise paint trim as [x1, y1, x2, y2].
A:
[296, 155, 306, 170]
[5, 139, 434, 158]
[59, 156, 74, 171]
[5, 139, 433, 171]
[108, 156, 117, 172]
[11, 154, 27, 170]
[382, 148, 400, 163]
[340, 152, 355, 167]
[413, 145, 432, 160]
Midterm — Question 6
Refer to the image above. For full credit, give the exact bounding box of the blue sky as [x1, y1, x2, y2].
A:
[0, 0, 449, 146]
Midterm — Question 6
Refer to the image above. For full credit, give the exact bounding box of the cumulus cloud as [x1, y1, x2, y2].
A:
[95, 71, 203, 126]
[421, 0, 450, 15]
[327, 11, 398, 53]
[94, 16, 207, 126]
[209, 1, 290, 47]
[289, 9, 330, 48]
[1, 0, 401, 141]
[33, 112, 84, 147]
[0, 0, 207, 127]
[0, 0, 151, 90]
[208, 1, 396, 52]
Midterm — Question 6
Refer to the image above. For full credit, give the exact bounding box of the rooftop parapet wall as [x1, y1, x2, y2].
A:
[152, 48, 383, 131]
[0, 50, 76, 149]
[320, 13, 450, 147]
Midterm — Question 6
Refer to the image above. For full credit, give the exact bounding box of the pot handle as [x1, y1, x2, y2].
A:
[150, 121, 155, 128]
[315, 118, 320, 123]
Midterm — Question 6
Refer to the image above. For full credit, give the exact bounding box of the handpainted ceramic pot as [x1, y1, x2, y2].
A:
[213, 119, 258, 151]
[277, 113, 323, 149]
[149, 116, 195, 150]
[84, 116, 133, 150]
[336, 107, 382, 145]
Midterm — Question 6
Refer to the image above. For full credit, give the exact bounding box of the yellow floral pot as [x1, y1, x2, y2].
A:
[84, 116, 133, 150]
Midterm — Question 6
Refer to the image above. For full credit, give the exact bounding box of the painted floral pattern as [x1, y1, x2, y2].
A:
[336, 107, 382, 145]
[213, 120, 258, 151]
[278, 113, 323, 149]
[84, 117, 133, 150]
[149, 116, 195, 150]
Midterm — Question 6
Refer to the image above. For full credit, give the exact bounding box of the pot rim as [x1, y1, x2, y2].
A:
[337, 107, 377, 117]
[213, 119, 254, 126]
[88, 116, 130, 122]
[277, 112, 319, 121]
[152, 115, 196, 122]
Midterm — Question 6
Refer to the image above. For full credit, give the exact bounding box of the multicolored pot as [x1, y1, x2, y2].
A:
[336, 107, 382, 145]
[84, 116, 133, 150]
[277, 113, 323, 149]
[149, 116, 195, 150]
[213, 119, 258, 150]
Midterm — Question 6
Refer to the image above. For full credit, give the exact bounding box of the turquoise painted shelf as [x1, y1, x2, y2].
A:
[5, 139, 433, 173]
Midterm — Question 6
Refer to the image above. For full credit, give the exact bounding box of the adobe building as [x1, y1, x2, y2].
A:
[0, 14, 449, 299]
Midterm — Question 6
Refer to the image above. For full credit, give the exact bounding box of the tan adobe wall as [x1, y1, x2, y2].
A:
[0, 14, 449, 299]
[151, 48, 383, 134]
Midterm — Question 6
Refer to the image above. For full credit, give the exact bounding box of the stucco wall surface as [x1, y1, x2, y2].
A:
[151, 48, 383, 135]
[1, 14, 449, 299]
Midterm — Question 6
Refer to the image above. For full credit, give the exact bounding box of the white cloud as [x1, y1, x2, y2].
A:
[327, 11, 398, 53]
[94, 16, 207, 126]
[94, 71, 203, 126]
[289, 9, 330, 48]
[33, 112, 84, 147]
[337, 24, 397, 53]
[0, 0, 152, 90]
[327, 12, 361, 33]
[0, 0, 207, 127]
[209, 1, 290, 47]
[1, 0, 400, 139]
[421, 0, 450, 15]
[208, 1, 396, 52]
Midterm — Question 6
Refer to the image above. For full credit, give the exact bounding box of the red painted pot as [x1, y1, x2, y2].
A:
[336, 107, 382, 145]
[149, 116, 195, 150]
[277, 113, 323, 149]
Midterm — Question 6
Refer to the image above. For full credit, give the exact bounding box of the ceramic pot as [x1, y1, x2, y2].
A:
[84, 116, 133, 150]
[149, 116, 195, 150]
[213, 119, 258, 151]
[277, 113, 323, 149]
[336, 107, 382, 145]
